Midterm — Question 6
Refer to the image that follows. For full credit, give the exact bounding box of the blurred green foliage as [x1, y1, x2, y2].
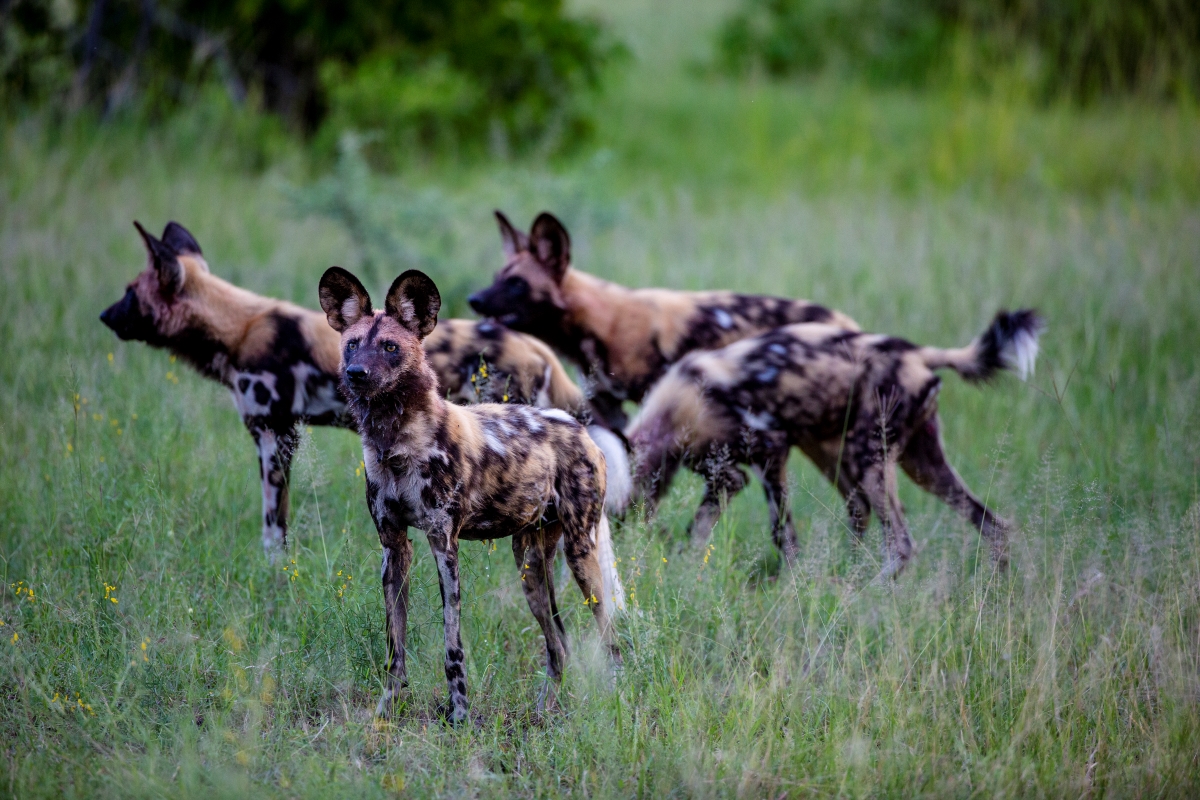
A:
[718, 0, 1200, 102]
[0, 0, 615, 155]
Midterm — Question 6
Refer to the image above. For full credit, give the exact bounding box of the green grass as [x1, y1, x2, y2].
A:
[2, 0, 1199, 796]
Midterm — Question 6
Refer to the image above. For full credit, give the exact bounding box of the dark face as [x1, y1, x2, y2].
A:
[340, 315, 426, 400]
[100, 221, 201, 344]
[467, 210, 571, 334]
[468, 262, 556, 331]
[319, 266, 442, 401]
[100, 285, 159, 342]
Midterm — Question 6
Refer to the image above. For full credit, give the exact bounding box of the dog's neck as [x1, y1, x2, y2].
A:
[346, 361, 444, 465]
[549, 270, 635, 370]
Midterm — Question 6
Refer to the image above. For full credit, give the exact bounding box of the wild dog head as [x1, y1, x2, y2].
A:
[100, 221, 207, 344]
[318, 266, 441, 403]
[467, 211, 572, 338]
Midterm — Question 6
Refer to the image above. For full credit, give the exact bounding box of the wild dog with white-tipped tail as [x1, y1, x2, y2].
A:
[628, 311, 1045, 577]
[319, 266, 622, 723]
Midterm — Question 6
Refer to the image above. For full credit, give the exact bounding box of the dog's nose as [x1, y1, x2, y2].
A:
[467, 292, 486, 313]
[345, 364, 369, 383]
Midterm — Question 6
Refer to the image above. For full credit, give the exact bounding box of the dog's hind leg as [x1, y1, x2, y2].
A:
[561, 524, 622, 667]
[900, 417, 1011, 569]
[514, 525, 569, 711]
[247, 420, 300, 560]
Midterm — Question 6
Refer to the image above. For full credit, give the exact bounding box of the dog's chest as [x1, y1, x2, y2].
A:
[226, 362, 347, 425]
[364, 446, 446, 531]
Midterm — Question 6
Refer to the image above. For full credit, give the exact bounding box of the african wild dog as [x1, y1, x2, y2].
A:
[318, 266, 623, 722]
[467, 211, 862, 430]
[627, 312, 1044, 577]
[99, 221, 626, 558]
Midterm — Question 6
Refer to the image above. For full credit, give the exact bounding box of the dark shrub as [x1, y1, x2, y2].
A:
[0, 0, 615, 152]
[717, 0, 1200, 101]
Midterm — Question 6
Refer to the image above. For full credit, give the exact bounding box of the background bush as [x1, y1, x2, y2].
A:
[718, 0, 1200, 101]
[0, 0, 615, 156]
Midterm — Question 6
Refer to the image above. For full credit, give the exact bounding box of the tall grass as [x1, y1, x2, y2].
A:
[1, 0, 1198, 796]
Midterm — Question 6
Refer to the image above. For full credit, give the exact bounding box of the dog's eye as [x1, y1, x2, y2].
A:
[347, 341, 358, 351]
[384, 343, 397, 353]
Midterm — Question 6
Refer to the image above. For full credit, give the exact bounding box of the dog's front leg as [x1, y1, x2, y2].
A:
[427, 527, 469, 725]
[246, 420, 300, 560]
[376, 527, 413, 718]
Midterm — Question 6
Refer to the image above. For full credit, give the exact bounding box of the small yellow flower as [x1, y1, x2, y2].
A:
[10, 633, 17, 644]
[131, 413, 137, 420]
[93, 413, 103, 422]
[169, 355, 176, 364]
[662, 557, 668, 563]
[66, 443, 74, 453]
[107, 352, 114, 363]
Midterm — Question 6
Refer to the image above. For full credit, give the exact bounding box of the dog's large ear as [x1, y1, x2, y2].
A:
[319, 267, 373, 333]
[385, 269, 441, 340]
[161, 222, 202, 256]
[495, 210, 528, 259]
[134, 221, 186, 298]
[529, 212, 571, 282]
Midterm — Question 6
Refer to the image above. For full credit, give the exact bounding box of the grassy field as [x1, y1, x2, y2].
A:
[2, 0, 1200, 796]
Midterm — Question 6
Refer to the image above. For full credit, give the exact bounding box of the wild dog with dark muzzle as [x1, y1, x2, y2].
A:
[468, 211, 862, 430]
[319, 266, 623, 722]
[99, 221, 625, 557]
[627, 311, 1044, 578]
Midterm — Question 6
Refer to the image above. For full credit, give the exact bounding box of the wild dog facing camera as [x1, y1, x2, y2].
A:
[318, 266, 441, 400]
[100, 221, 206, 342]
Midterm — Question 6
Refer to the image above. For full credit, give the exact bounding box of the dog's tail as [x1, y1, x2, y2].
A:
[588, 425, 632, 516]
[918, 310, 1045, 383]
[592, 514, 625, 612]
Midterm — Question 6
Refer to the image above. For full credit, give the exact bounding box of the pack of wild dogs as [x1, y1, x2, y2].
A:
[101, 212, 1044, 722]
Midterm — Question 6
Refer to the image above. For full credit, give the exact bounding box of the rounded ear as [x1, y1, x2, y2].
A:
[495, 209, 528, 258]
[319, 267, 373, 333]
[161, 221, 202, 256]
[134, 220, 185, 297]
[385, 269, 441, 340]
[530, 212, 571, 282]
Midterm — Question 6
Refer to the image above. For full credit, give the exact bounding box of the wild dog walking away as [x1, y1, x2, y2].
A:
[99, 221, 625, 557]
[318, 266, 622, 722]
[468, 211, 862, 430]
[628, 312, 1044, 577]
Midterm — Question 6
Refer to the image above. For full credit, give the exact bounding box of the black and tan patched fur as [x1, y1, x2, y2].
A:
[628, 311, 1044, 577]
[468, 211, 862, 429]
[100, 221, 607, 558]
[319, 266, 623, 724]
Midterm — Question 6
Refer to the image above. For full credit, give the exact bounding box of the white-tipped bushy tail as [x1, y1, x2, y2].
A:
[1000, 315, 1042, 380]
[919, 309, 1045, 383]
[592, 515, 625, 611]
[588, 425, 632, 516]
